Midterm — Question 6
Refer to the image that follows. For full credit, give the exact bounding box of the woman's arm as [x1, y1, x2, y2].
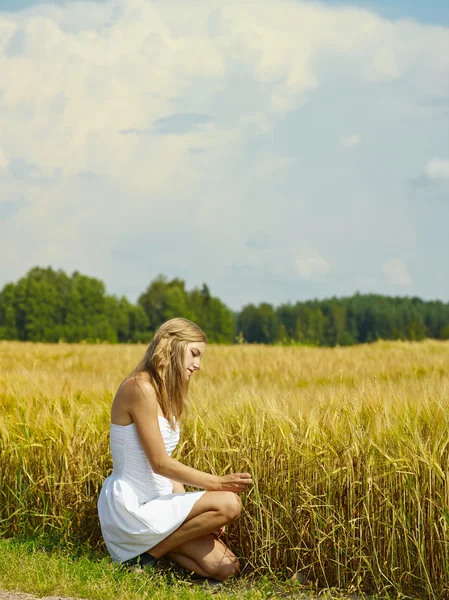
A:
[129, 379, 216, 489]
[124, 378, 252, 492]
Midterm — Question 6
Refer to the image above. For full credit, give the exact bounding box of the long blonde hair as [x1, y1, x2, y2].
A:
[131, 318, 207, 424]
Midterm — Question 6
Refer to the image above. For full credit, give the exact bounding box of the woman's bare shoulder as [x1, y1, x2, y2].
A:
[112, 375, 159, 425]
[118, 374, 157, 401]
[117, 373, 150, 394]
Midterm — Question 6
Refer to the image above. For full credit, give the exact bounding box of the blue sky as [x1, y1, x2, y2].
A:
[1, 0, 449, 26]
[0, 0, 448, 309]
[316, 0, 449, 26]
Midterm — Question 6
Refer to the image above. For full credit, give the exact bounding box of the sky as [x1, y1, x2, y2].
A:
[0, 0, 448, 311]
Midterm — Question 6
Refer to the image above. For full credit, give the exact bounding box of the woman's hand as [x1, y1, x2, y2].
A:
[207, 472, 253, 493]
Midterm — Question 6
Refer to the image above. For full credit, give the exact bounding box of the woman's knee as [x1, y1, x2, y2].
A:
[209, 553, 240, 581]
[219, 492, 242, 523]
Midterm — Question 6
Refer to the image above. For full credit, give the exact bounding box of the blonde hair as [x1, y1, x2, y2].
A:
[131, 318, 207, 424]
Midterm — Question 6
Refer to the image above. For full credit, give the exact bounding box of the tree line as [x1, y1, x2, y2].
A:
[0, 267, 448, 345]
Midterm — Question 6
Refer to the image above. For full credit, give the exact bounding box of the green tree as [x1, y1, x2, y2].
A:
[1, 267, 449, 346]
[14, 267, 65, 341]
[237, 303, 279, 343]
[0, 283, 18, 339]
[294, 305, 326, 345]
[440, 324, 449, 340]
[138, 276, 191, 331]
[188, 284, 234, 343]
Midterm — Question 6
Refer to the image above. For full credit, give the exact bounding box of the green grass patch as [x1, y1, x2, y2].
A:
[0, 538, 382, 600]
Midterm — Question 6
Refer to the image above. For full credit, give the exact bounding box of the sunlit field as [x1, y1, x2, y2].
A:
[0, 340, 448, 599]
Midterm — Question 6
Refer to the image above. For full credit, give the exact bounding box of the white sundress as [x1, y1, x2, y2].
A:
[97, 416, 206, 563]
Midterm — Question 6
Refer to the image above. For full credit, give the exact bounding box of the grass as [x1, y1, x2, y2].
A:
[0, 340, 448, 599]
[0, 538, 364, 600]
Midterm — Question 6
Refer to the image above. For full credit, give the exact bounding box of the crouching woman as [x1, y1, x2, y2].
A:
[98, 317, 252, 582]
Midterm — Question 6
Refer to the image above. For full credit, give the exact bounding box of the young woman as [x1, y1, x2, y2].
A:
[98, 317, 252, 582]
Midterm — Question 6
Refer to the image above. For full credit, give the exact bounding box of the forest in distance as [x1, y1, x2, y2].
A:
[1, 266, 448, 346]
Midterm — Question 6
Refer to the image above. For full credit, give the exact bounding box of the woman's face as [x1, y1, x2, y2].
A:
[184, 341, 206, 379]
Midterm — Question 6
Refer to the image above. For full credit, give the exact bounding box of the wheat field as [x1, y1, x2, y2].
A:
[0, 340, 448, 599]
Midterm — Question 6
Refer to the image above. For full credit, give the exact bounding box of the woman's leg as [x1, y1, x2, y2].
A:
[149, 491, 241, 559]
[166, 534, 240, 581]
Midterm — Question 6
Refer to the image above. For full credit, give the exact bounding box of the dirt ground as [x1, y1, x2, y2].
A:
[0, 593, 88, 600]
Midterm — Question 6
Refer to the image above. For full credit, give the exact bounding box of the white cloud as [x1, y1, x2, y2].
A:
[0, 145, 8, 169]
[382, 259, 411, 285]
[295, 255, 330, 278]
[424, 158, 449, 182]
[340, 133, 361, 149]
[0, 0, 448, 305]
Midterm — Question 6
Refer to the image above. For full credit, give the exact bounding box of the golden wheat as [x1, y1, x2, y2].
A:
[0, 340, 448, 598]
